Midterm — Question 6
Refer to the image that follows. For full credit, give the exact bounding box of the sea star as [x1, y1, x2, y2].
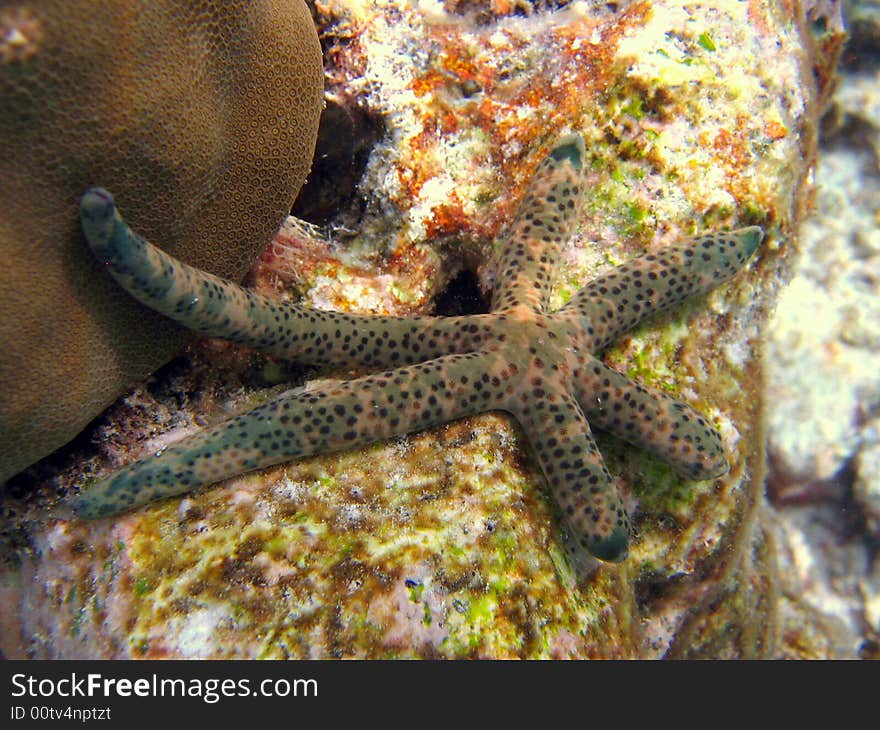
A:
[70, 133, 762, 563]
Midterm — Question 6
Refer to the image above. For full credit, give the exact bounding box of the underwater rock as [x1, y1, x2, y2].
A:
[0, 0, 324, 482]
[770, 504, 867, 659]
[844, 0, 880, 63]
[766, 78, 880, 503]
[854, 421, 880, 536]
[766, 32, 880, 656]
[1, 0, 836, 658]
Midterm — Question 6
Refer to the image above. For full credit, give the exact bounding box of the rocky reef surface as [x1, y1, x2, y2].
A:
[1, 0, 837, 658]
[767, 0, 880, 659]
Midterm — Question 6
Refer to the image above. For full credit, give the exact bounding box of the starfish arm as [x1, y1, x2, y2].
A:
[490, 134, 587, 314]
[560, 227, 763, 350]
[80, 188, 474, 368]
[511, 388, 630, 562]
[69, 351, 504, 519]
[573, 358, 728, 479]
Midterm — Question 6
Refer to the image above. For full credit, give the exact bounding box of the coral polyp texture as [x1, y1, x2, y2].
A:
[70, 138, 762, 563]
[0, 0, 323, 482]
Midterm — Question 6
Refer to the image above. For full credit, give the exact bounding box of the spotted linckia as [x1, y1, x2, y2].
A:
[70, 134, 762, 563]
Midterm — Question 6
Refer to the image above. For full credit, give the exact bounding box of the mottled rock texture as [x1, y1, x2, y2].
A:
[768, 3, 880, 657]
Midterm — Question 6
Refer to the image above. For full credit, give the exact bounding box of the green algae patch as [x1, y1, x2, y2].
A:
[697, 32, 717, 53]
[132, 577, 153, 597]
